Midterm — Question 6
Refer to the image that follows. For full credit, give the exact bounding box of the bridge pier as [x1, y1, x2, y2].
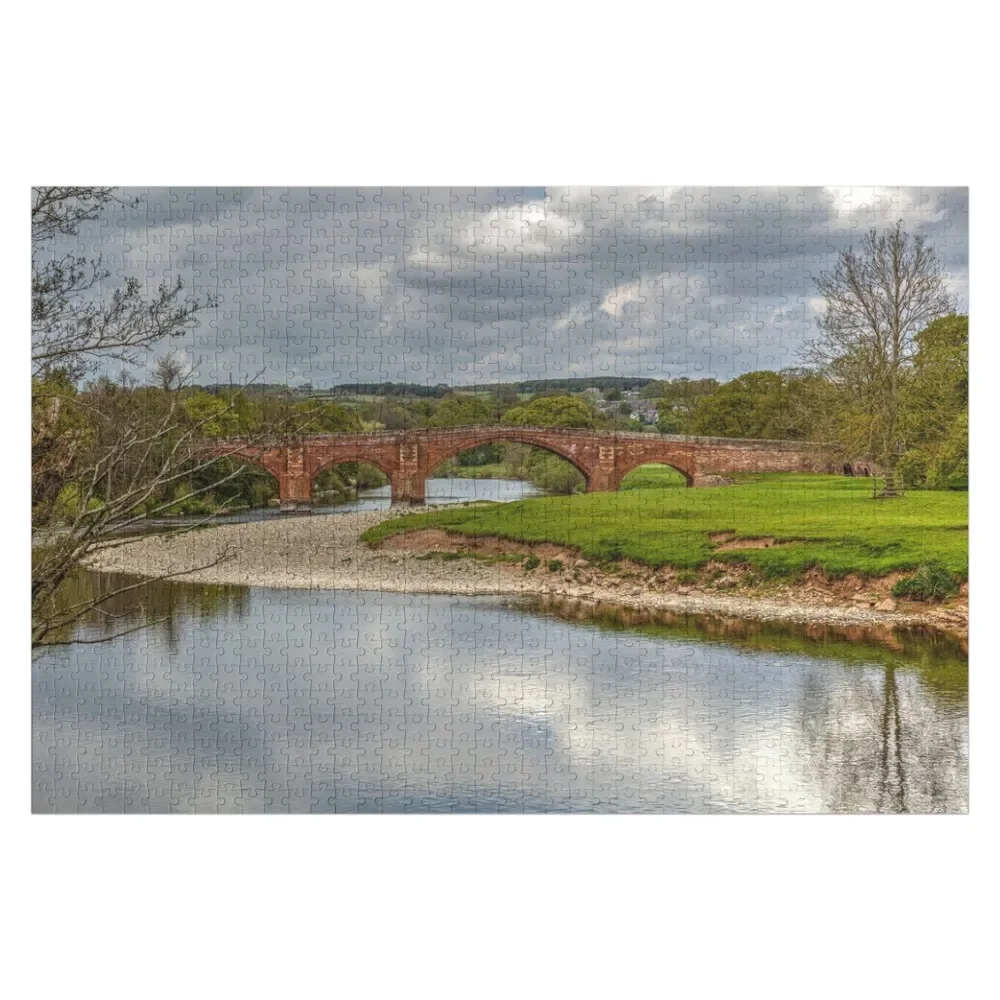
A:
[278, 466, 312, 510]
[391, 472, 426, 505]
[389, 442, 426, 504]
[586, 466, 619, 493]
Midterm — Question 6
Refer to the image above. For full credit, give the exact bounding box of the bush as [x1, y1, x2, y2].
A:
[547, 559, 563, 573]
[674, 570, 698, 585]
[897, 449, 930, 490]
[597, 539, 624, 561]
[523, 555, 540, 571]
[53, 483, 101, 520]
[892, 561, 959, 602]
[529, 454, 586, 494]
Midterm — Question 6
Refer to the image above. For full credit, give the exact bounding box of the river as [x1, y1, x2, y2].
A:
[32, 478, 968, 813]
[138, 476, 542, 529]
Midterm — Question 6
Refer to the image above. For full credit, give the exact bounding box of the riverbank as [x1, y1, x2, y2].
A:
[83, 505, 968, 637]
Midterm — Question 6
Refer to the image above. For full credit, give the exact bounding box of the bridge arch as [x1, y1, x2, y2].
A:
[615, 458, 694, 490]
[197, 447, 285, 507]
[309, 456, 393, 503]
[426, 430, 593, 490]
[614, 454, 696, 488]
[311, 455, 395, 487]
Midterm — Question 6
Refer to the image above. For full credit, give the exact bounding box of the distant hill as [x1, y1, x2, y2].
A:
[195, 377, 655, 398]
[513, 377, 654, 393]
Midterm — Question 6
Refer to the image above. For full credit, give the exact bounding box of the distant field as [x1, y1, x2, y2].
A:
[619, 463, 688, 490]
[364, 473, 968, 579]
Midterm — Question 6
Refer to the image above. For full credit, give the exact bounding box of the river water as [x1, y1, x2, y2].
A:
[139, 476, 542, 529]
[32, 479, 968, 814]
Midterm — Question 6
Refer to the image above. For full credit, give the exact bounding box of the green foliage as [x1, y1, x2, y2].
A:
[426, 395, 495, 427]
[523, 555, 540, 571]
[596, 538, 625, 561]
[687, 370, 836, 440]
[898, 314, 968, 491]
[455, 443, 504, 467]
[296, 400, 359, 432]
[526, 453, 586, 494]
[914, 314, 968, 394]
[655, 406, 683, 434]
[357, 397, 422, 430]
[892, 562, 960, 602]
[365, 473, 968, 581]
[183, 392, 242, 437]
[313, 462, 388, 502]
[502, 394, 596, 428]
[547, 559, 563, 573]
[688, 371, 784, 437]
[161, 480, 215, 515]
[639, 377, 719, 410]
[52, 483, 101, 519]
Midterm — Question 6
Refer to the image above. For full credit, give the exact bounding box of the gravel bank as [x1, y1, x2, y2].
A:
[83, 508, 967, 635]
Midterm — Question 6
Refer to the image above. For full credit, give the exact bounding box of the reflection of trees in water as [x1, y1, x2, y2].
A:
[48, 569, 250, 647]
[526, 596, 968, 813]
[527, 597, 967, 691]
[794, 661, 967, 813]
[878, 666, 907, 813]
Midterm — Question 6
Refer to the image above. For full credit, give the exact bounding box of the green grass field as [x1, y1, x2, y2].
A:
[364, 473, 968, 580]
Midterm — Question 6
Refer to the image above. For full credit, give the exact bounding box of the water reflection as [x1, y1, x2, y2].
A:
[32, 576, 968, 814]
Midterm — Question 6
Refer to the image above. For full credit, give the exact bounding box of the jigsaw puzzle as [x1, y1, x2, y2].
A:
[30, 187, 969, 813]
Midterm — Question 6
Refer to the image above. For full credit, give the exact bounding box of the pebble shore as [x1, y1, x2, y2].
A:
[83, 508, 966, 635]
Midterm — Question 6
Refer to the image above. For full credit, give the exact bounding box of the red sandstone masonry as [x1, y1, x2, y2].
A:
[203, 426, 876, 505]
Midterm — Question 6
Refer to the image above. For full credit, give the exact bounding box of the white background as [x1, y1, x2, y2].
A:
[2, 2, 996, 997]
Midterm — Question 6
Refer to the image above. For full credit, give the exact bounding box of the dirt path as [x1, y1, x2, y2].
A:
[83, 508, 967, 635]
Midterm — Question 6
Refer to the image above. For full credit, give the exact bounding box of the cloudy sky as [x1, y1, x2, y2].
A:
[58, 186, 969, 388]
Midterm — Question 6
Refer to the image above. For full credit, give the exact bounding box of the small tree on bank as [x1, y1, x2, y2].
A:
[806, 221, 952, 495]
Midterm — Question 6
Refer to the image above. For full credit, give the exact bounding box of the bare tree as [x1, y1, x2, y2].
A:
[30, 187, 287, 647]
[32, 188, 207, 381]
[151, 351, 189, 391]
[805, 221, 952, 494]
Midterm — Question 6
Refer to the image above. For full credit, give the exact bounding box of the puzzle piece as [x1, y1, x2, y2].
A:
[31, 187, 969, 813]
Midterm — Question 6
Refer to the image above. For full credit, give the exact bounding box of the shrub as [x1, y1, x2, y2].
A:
[892, 561, 959, 602]
[674, 570, 698, 585]
[547, 559, 563, 573]
[897, 449, 930, 490]
[53, 483, 101, 520]
[597, 539, 624, 561]
[523, 555, 540, 571]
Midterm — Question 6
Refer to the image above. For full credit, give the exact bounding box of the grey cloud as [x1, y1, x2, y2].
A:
[49, 186, 968, 388]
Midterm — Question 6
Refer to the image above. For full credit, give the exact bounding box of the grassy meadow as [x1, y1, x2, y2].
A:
[364, 472, 968, 580]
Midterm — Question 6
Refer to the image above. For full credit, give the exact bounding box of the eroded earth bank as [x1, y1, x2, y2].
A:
[84, 507, 968, 638]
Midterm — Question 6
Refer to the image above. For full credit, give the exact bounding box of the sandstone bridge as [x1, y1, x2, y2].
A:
[204, 426, 871, 507]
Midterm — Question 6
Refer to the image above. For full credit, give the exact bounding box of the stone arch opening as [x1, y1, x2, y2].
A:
[428, 433, 592, 496]
[204, 452, 282, 510]
[310, 458, 392, 505]
[617, 461, 693, 491]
